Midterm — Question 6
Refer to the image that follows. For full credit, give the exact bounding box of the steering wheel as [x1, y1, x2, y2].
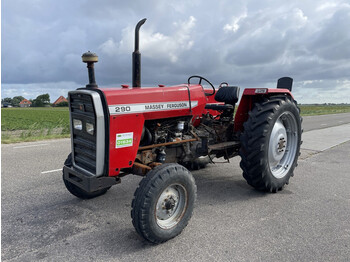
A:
[188, 75, 216, 96]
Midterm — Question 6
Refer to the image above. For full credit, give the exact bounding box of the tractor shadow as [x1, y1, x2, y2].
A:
[192, 162, 270, 205]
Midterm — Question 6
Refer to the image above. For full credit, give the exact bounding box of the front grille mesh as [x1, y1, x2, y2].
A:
[69, 93, 97, 174]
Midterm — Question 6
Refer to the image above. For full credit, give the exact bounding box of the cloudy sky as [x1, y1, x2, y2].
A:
[2, 0, 350, 103]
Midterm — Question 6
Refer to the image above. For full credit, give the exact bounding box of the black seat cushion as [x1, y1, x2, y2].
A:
[214, 86, 240, 105]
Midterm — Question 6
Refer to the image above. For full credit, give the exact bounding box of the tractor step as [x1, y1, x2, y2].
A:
[208, 141, 240, 151]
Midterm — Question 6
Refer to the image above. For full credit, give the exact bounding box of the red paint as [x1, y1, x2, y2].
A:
[234, 88, 293, 132]
[101, 84, 211, 176]
[108, 114, 144, 176]
[100, 85, 293, 176]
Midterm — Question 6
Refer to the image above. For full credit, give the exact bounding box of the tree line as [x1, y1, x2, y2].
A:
[2, 94, 68, 107]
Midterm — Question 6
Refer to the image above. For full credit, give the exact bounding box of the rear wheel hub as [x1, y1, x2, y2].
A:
[268, 112, 298, 179]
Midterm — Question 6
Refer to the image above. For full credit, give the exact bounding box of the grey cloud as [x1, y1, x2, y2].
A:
[2, 0, 350, 103]
[311, 6, 350, 61]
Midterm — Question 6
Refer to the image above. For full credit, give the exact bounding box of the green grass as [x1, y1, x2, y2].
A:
[299, 105, 350, 116]
[1, 107, 70, 143]
[1, 133, 71, 144]
[2, 107, 69, 131]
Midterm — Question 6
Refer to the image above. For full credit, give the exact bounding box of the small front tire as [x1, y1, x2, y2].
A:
[131, 164, 196, 243]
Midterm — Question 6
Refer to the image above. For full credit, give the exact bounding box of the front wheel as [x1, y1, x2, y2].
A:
[131, 164, 196, 243]
[239, 95, 302, 192]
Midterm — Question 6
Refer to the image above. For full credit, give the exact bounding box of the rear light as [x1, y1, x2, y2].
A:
[73, 119, 82, 130]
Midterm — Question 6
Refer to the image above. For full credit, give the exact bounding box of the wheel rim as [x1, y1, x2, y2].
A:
[268, 112, 298, 179]
[155, 184, 188, 229]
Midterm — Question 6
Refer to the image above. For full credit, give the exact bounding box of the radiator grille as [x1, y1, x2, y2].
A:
[69, 93, 97, 174]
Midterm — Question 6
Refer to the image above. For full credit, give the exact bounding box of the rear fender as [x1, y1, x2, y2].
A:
[234, 88, 293, 132]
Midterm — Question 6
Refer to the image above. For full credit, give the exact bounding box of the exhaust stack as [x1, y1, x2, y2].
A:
[132, 18, 147, 88]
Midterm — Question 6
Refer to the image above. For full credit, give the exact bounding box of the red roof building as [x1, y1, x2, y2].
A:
[19, 99, 32, 108]
[53, 96, 68, 106]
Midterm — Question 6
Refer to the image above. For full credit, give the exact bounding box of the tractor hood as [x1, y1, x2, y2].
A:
[100, 84, 209, 120]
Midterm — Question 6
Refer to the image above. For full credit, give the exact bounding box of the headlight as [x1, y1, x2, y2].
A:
[73, 119, 82, 130]
[86, 122, 94, 135]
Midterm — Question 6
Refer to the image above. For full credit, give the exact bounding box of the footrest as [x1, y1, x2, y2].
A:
[208, 141, 240, 151]
[205, 104, 233, 111]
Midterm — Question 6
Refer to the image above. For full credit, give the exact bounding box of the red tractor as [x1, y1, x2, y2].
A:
[63, 19, 302, 243]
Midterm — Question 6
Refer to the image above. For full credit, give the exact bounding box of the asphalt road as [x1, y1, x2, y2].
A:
[2, 113, 350, 262]
[302, 112, 350, 131]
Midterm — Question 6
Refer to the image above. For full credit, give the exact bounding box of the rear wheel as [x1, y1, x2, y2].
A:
[63, 154, 110, 199]
[131, 164, 196, 243]
[239, 95, 302, 192]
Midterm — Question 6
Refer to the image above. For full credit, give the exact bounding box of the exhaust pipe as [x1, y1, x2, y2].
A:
[132, 18, 147, 88]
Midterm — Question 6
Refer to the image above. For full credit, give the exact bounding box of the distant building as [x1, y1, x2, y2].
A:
[53, 96, 68, 106]
[19, 99, 32, 108]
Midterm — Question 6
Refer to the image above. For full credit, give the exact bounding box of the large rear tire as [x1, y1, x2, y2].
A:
[239, 95, 302, 192]
[63, 154, 110, 199]
[131, 164, 196, 243]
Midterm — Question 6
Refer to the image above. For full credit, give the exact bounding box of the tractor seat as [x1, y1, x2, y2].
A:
[205, 86, 240, 111]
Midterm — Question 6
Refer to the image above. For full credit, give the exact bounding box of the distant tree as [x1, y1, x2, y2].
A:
[3, 97, 12, 104]
[11, 96, 25, 107]
[32, 93, 50, 107]
[56, 101, 69, 107]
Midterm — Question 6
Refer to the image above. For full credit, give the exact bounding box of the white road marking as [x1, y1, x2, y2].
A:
[320, 124, 328, 126]
[13, 143, 48, 149]
[41, 168, 62, 174]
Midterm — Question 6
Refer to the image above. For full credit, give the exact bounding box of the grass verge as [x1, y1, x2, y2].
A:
[1, 133, 70, 144]
[2, 107, 70, 143]
[299, 105, 350, 116]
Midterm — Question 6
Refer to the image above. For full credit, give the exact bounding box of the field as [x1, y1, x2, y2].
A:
[299, 104, 350, 116]
[1, 107, 70, 143]
[1, 105, 350, 143]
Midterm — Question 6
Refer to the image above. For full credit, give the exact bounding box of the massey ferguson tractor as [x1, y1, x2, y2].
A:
[63, 19, 302, 243]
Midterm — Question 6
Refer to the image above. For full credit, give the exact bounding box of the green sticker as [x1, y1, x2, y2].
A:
[116, 132, 133, 148]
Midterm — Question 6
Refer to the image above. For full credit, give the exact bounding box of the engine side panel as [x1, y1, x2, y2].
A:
[108, 114, 145, 176]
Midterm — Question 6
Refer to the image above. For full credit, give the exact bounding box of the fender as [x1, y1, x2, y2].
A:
[234, 88, 294, 132]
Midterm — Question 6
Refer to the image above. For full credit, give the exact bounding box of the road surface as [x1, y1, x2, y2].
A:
[2, 113, 350, 262]
[302, 112, 350, 131]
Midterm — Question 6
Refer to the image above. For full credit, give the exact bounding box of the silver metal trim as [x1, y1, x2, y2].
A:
[68, 89, 105, 177]
[108, 101, 199, 115]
